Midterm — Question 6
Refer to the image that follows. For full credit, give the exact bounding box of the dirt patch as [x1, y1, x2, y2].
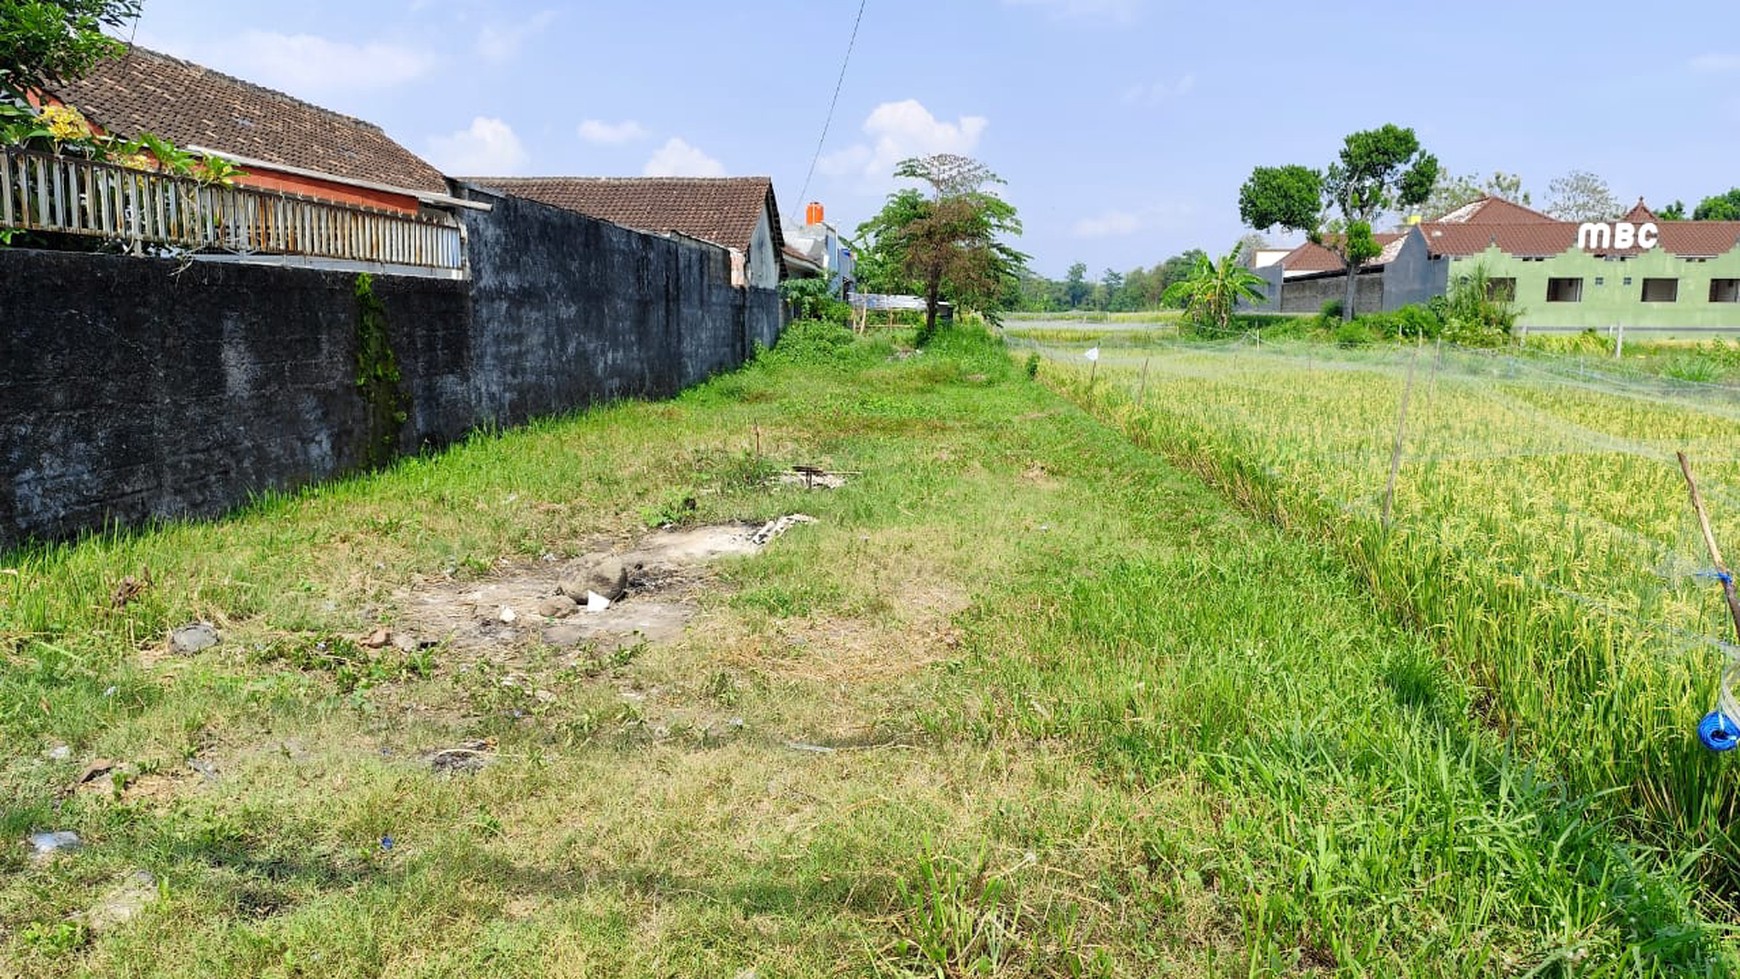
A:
[391, 519, 814, 656]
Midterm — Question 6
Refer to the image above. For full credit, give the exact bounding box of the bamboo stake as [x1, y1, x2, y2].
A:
[1136, 357, 1150, 405]
[1381, 347, 1420, 529]
[1677, 451, 1740, 646]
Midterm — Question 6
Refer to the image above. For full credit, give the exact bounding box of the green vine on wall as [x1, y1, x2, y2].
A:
[353, 273, 409, 468]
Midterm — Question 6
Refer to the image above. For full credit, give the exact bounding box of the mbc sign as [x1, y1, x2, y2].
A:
[1577, 221, 1659, 251]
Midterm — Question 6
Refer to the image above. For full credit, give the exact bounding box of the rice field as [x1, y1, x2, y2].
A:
[1033, 336, 1740, 888]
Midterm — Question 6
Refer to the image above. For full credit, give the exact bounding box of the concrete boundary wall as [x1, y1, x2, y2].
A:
[0, 192, 783, 550]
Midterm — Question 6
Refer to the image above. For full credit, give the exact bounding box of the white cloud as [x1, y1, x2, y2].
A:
[1690, 53, 1740, 73]
[478, 11, 558, 63]
[171, 31, 434, 97]
[818, 99, 989, 181]
[427, 117, 528, 175]
[1122, 73, 1196, 106]
[578, 119, 650, 145]
[1072, 210, 1142, 238]
[1004, 0, 1142, 22]
[643, 138, 726, 177]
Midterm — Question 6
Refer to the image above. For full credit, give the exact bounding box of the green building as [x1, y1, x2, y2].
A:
[1256, 197, 1740, 335]
[1418, 199, 1740, 335]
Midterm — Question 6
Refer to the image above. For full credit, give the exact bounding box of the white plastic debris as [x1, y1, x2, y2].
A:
[749, 514, 818, 547]
[30, 831, 81, 858]
[498, 606, 517, 624]
[585, 591, 612, 613]
[1084, 347, 1100, 363]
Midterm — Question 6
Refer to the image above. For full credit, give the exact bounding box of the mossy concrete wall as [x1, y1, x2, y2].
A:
[0, 194, 782, 550]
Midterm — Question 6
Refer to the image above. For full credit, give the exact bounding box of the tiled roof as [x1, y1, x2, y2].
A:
[1433, 196, 1556, 225]
[46, 46, 448, 195]
[1622, 200, 1658, 223]
[1420, 221, 1740, 258]
[466, 176, 784, 258]
[1280, 233, 1405, 273]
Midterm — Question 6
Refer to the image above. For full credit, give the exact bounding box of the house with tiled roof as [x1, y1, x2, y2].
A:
[39, 45, 456, 215]
[1416, 197, 1740, 334]
[463, 176, 786, 289]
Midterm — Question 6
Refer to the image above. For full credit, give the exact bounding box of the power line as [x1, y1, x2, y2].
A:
[796, 0, 868, 208]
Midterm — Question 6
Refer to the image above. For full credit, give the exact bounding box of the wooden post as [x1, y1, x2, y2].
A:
[1677, 452, 1740, 646]
[1381, 347, 1420, 529]
[1136, 357, 1150, 405]
[1614, 323, 1625, 360]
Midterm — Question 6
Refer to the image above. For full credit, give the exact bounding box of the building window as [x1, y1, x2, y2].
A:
[1642, 278, 1679, 302]
[1595, 276, 1605, 286]
[1712, 279, 1740, 303]
[1547, 277, 1583, 303]
[1623, 276, 1633, 286]
[1487, 278, 1517, 302]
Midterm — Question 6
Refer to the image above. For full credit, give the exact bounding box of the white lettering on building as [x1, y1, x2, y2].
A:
[1577, 221, 1660, 251]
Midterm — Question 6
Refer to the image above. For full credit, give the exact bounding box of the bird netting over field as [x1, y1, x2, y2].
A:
[1013, 328, 1740, 865]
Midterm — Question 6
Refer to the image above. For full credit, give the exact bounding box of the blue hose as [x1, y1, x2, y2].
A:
[1699, 710, 1740, 752]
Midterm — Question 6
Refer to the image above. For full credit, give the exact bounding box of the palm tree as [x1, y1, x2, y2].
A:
[1161, 246, 1271, 334]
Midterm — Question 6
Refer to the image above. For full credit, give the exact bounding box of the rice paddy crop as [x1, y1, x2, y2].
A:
[1038, 336, 1740, 889]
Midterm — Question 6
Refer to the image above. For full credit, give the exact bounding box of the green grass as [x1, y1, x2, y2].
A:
[0, 322, 1729, 976]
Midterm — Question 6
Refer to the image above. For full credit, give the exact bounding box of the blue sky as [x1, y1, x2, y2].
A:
[129, 0, 1740, 278]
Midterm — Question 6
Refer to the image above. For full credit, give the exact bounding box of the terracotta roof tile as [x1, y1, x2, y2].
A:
[46, 46, 448, 195]
[1421, 220, 1740, 258]
[1281, 233, 1404, 273]
[1433, 196, 1556, 225]
[466, 176, 785, 261]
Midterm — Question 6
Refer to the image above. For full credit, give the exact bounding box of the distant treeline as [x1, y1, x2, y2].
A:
[1009, 251, 1208, 313]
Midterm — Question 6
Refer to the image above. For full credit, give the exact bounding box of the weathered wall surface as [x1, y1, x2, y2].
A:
[1, 192, 783, 550]
[1279, 271, 1385, 315]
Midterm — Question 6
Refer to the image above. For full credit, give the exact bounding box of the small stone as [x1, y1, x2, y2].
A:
[498, 606, 518, 624]
[76, 759, 116, 785]
[29, 830, 81, 858]
[536, 595, 578, 619]
[359, 628, 392, 649]
[45, 744, 72, 761]
[533, 689, 557, 704]
[188, 758, 219, 782]
[170, 622, 220, 654]
[560, 557, 627, 603]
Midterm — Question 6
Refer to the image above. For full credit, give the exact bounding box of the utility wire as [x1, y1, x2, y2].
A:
[796, 0, 868, 208]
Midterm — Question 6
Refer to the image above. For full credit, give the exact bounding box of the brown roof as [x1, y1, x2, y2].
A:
[466, 176, 785, 260]
[46, 45, 448, 195]
[1623, 199, 1659, 224]
[1281, 233, 1404, 273]
[1433, 196, 1556, 225]
[1420, 220, 1740, 258]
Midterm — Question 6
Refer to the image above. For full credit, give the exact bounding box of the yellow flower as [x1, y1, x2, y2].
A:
[40, 104, 91, 142]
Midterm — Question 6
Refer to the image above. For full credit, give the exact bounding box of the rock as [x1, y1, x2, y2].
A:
[536, 595, 578, 619]
[29, 830, 81, 859]
[498, 606, 518, 624]
[45, 744, 71, 761]
[187, 758, 219, 782]
[359, 628, 393, 649]
[170, 622, 220, 654]
[81, 871, 156, 933]
[76, 759, 116, 786]
[560, 557, 627, 603]
[428, 740, 494, 774]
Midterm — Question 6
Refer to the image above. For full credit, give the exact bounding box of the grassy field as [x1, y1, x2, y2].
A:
[0, 324, 1731, 976]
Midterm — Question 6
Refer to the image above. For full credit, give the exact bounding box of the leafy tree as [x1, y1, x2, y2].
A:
[1, 0, 140, 98]
[1161, 246, 1270, 333]
[1544, 170, 1621, 222]
[1421, 170, 1530, 221]
[1693, 188, 1740, 221]
[853, 154, 1026, 343]
[1064, 261, 1090, 309]
[1659, 200, 1687, 221]
[1235, 232, 1270, 263]
[1238, 124, 1438, 320]
[851, 189, 926, 295]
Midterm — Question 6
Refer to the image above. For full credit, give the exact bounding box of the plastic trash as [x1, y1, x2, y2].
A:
[30, 831, 81, 857]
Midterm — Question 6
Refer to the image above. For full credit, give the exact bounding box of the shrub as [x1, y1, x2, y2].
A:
[1439, 264, 1518, 347]
[1355, 304, 1441, 341]
[1335, 319, 1374, 347]
[778, 278, 850, 325]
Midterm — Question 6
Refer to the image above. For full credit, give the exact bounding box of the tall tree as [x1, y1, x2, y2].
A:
[1, 0, 140, 98]
[1659, 200, 1688, 221]
[1421, 171, 1530, 221]
[853, 154, 1026, 343]
[1693, 188, 1740, 221]
[1238, 124, 1438, 320]
[1064, 261, 1089, 309]
[1544, 170, 1622, 222]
